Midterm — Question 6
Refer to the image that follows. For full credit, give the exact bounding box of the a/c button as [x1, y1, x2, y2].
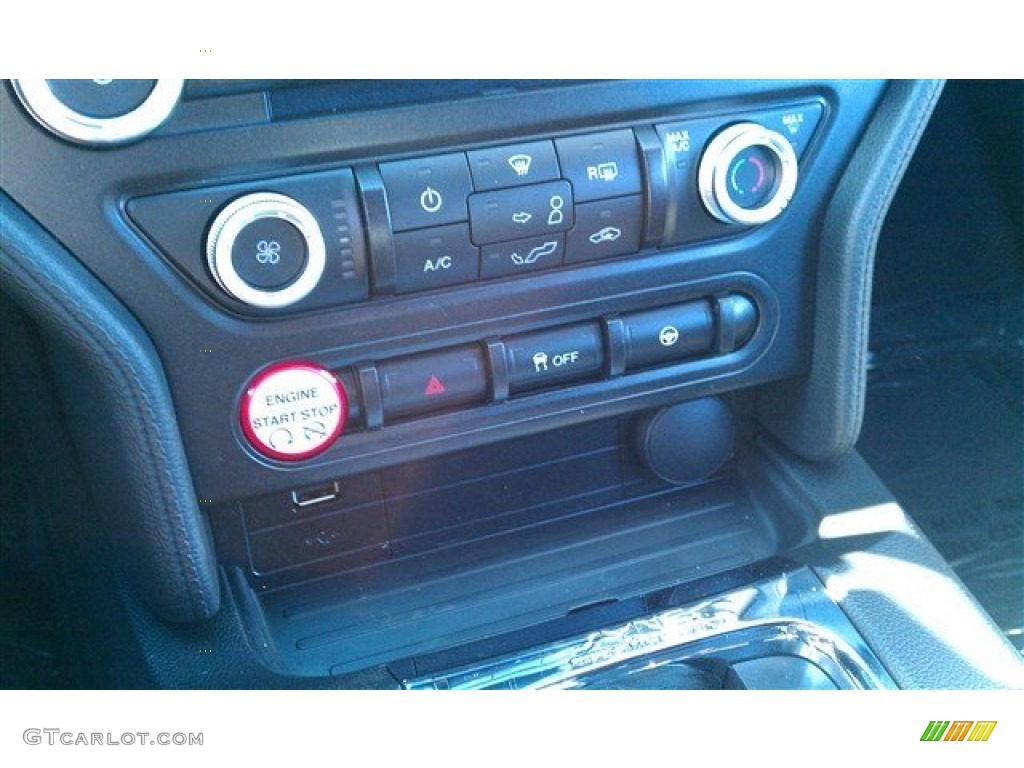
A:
[393, 223, 480, 294]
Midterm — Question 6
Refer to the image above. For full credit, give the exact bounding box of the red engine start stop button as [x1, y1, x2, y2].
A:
[240, 361, 348, 461]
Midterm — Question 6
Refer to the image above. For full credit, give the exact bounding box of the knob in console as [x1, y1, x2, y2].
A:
[205, 193, 327, 309]
[11, 79, 184, 146]
[697, 122, 798, 226]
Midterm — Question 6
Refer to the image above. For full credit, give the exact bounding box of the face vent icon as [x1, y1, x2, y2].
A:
[507, 154, 533, 177]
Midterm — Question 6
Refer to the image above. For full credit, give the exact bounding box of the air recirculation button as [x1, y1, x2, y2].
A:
[205, 193, 327, 309]
[697, 122, 798, 226]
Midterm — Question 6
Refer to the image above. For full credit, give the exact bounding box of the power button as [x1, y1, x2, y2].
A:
[240, 362, 348, 461]
[419, 186, 443, 213]
[379, 153, 474, 231]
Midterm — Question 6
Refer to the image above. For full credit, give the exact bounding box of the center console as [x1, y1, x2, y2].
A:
[7, 79, 1019, 689]
[119, 83, 860, 673]
[117, 89, 832, 478]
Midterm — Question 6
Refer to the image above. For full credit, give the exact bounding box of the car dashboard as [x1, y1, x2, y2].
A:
[1, 78, 1021, 690]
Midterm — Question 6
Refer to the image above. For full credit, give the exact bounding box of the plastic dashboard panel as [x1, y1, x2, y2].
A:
[15, 80, 1015, 689]
[0, 80, 889, 511]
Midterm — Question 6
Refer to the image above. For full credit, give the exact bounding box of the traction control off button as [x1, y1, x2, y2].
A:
[505, 322, 604, 393]
[240, 362, 348, 461]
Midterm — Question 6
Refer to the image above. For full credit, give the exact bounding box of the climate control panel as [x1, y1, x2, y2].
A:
[1, 78, 893, 503]
[126, 100, 823, 315]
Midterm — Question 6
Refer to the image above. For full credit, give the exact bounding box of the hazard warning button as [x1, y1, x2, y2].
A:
[240, 361, 348, 461]
[378, 346, 488, 421]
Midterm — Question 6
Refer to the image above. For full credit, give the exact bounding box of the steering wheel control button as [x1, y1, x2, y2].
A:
[554, 129, 643, 202]
[206, 192, 327, 308]
[621, 301, 715, 370]
[11, 79, 184, 146]
[467, 140, 561, 191]
[698, 122, 799, 226]
[240, 362, 348, 462]
[504, 323, 604, 394]
[468, 180, 574, 245]
[481, 234, 565, 279]
[564, 194, 643, 264]
[378, 347, 489, 421]
[393, 223, 479, 293]
[380, 153, 473, 232]
[230, 217, 307, 290]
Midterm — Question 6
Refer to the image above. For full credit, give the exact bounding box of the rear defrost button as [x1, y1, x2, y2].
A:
[554, 129, 643, 202]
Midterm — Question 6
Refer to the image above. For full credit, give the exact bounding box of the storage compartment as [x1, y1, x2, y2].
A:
[212, 408, 813, 676]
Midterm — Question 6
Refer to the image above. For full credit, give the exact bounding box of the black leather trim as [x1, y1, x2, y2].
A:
[758, 80, 946, 461]
[0, 192, 219, 623]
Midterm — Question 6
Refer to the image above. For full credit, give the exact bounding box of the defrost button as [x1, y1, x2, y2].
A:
[467, 140, 561, 191]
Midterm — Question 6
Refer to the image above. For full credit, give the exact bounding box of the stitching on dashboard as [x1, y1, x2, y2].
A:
[827, 80, 945, 458]
[847, 81, 945, 447]
[2, 217, 212, 620]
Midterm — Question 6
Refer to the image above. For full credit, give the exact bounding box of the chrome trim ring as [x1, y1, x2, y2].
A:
[11, 79, 184, 146]
[404, 567, 897, 691]
[698, 122, 799, 226]
[206, 193, 326, 310]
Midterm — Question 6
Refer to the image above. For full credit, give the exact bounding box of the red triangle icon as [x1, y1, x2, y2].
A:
[424, 375, 447, 396]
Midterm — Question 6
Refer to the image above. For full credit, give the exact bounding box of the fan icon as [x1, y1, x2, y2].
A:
[256, 240, 281, 265]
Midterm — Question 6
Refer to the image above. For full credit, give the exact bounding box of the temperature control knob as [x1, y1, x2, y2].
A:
[697, 122, 798, 226]
[205, 193, 326, 309]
